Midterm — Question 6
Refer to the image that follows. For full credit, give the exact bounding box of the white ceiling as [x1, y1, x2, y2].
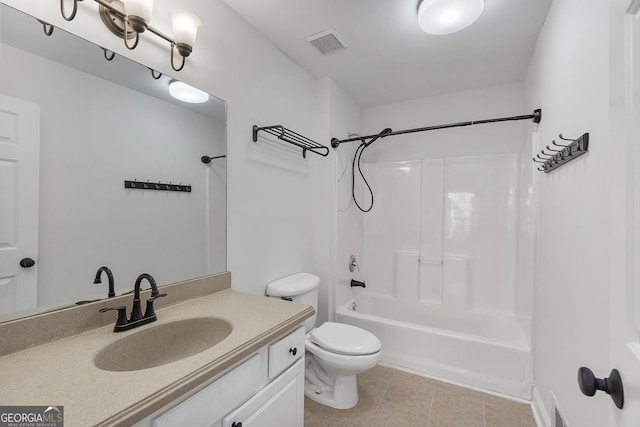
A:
[222, 0, 553, 107]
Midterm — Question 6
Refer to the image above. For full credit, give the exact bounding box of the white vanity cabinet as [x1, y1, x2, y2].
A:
[134, 326, 305, 427]
[222, 358, 304, 427]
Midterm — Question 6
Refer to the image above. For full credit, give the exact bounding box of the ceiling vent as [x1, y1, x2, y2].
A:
[306, 28, 348, 55]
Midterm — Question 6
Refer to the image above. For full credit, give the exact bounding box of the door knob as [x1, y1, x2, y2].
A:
[577, 367, 624, 409]
[19, 258, 36, 268]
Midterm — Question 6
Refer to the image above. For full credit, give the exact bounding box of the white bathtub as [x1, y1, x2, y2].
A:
[336, 292, 533, 399]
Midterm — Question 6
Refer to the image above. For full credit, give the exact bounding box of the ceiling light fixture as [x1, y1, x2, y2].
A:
[417, 0, 484, 35]
[60, 0, 201, 71]
[169, 80, 209, 104]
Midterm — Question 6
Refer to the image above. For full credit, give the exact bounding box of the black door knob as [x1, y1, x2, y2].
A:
[289, 347, 297, 356]
[231, 422, 242, 427]
[19, 258, 36, 268]
[577, 367, 624, 409]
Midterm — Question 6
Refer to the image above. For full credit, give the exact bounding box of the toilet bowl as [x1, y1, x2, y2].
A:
[304, 322, 382, 409]
[265, 273, 383, 409]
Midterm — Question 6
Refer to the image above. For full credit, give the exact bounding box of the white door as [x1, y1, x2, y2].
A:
[610, 0, 640, 425]
[0, 94, 40, 316]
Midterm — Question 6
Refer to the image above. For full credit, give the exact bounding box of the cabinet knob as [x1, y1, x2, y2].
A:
[231, 422, 242, 427]
[577, 367, 624, 409]
[289, 347, 297, 356]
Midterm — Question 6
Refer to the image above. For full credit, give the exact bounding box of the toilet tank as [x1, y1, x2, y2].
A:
[266, 273, 319, 332]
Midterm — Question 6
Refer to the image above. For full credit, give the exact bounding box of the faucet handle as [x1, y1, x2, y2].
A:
[144, 293, 167, 318]
[99, 306, 128, 327]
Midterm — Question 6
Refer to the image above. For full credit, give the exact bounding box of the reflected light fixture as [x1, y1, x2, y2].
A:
[169, 80, 209, 104]
[60, 0, 201, 71]
[417, 0, 484, 35]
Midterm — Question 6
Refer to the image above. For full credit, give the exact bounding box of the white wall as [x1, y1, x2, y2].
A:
[2, 0, 323, 298]
[0, 42, 224, 306]
[362, 84, 528, 162]
[523, 0, 611, 426]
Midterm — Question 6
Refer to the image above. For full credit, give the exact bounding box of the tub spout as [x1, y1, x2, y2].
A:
[350, 279, 366, 288]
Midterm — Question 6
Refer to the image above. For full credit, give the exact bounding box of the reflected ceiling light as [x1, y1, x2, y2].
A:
[59, 0, 201, 71]
[417, 0, 484, 35]
[169, 80, 209, 104]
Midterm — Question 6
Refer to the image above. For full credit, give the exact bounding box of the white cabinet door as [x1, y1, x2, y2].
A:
[0, 94, 40, 315]
[152, 354, 264, 427]
[223, 358, 304, 427]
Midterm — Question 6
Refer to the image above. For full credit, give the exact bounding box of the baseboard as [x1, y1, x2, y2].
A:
[532, 387, 551, 427]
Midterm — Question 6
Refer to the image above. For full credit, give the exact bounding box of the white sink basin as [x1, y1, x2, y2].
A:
[94, 317, 233, 372]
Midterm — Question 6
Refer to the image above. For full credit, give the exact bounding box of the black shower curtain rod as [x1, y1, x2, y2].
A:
[330, 108, 542, 148]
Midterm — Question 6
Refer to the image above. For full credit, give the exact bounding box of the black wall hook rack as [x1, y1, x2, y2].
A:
[253, 124, 329, 158]
[534, 133, 589, 173]
[124, 180, 191, 192]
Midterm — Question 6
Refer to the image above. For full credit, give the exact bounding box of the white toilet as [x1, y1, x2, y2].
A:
[266, 273, 382, 409]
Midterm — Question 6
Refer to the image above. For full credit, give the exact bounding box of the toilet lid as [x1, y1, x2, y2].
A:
[309, 322, 382, 355]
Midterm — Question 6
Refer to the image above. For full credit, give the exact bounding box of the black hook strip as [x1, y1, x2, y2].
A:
[534, 133, 589, 173]
[124, 180, 191, 192]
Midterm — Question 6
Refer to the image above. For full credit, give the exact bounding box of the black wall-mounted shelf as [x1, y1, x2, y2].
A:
[124, 180, 191, 192]
[253, 124, 329, 158]
[534, 133, 589, 173]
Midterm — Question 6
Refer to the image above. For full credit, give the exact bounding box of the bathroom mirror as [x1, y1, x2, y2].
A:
[0, 4, 227, 322]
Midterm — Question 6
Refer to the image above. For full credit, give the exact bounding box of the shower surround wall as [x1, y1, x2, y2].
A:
[335, 83, 536, 398]
[363, 155, 518, 312]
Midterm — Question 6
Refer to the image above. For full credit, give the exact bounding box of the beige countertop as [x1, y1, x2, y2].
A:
[0, 288, 314, 427]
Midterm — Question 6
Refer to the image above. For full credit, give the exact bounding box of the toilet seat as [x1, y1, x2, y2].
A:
[309, 322, 382, 356]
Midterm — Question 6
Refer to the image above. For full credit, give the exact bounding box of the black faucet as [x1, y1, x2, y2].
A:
[99, 273, 167, 332]
[131, 273, 161, 322]
[94, 266, 115, 298]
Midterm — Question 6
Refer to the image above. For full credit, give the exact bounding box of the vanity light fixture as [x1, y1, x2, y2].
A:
[60, 0, 201, 71]
[169, 80, 209, 104]
[417, 0, 484, 35]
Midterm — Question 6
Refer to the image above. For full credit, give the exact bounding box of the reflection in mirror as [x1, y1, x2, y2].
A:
[0, 5, 227, 322]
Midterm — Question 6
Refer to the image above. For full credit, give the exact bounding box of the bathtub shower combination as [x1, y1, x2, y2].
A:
[337, 153, 533, 399]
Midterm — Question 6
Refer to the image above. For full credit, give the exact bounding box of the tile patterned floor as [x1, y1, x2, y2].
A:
[304, 365, 537, 427]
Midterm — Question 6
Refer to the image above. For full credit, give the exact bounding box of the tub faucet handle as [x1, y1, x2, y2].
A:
[349, 255, 359, 273]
